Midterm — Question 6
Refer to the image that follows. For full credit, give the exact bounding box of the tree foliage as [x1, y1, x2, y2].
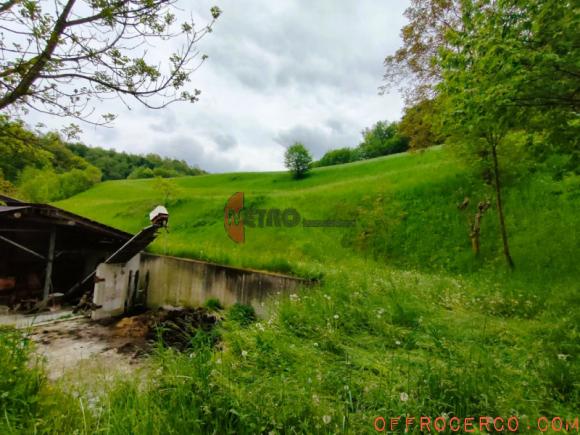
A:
[380, 0, 462, 104]
[358, 121, 409, 159]
[383, 0, 579, 269]
[284, 142, 312, 179]
[316, 147, 360, 167]
[399, 98, 444, 150]
[0, 115, 205, 201]
[17, 165, 101, 202]
[0, 115, 87, 182]
[0, 1, 221, 124]
[315, 121, 410, 168]
[66, 142, 205, 180]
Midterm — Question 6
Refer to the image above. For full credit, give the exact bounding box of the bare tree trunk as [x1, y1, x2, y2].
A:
[491, 142, 514, 269]
[469, 200, 490, 256]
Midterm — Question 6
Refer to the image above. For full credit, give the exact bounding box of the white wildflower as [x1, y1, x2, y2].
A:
[400, 392, 409, 402]
[241, 350, 248, 357]
[322, 415, 332, 424]
[333, 314, 339, 319]
[558, 354, 569, 361]
[395, 340, 401, 346]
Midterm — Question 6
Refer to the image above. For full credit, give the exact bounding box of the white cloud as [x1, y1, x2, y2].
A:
[25, 0, 409, 172]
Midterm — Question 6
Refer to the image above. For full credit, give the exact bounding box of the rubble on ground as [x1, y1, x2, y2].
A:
[113, 307, 221, 351]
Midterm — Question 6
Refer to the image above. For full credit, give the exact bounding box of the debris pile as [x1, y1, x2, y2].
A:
[113, 307, 220, 351]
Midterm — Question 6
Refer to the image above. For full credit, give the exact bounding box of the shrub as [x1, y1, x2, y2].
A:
[0, 328, 43, 425]
[204, 298, 223, 311]
[127, 166, 155, 179]
[228, 303, 257, 326]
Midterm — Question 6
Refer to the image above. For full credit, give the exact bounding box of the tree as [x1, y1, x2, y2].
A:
[399, 98, 444, 150]
[284, 143, 312, 179]
[0, 116, 51, 181]
[0, 1, 221, 125]
[317, 147, 360, 167]
[153, 176, 176, 205]
[436, 0, 526, 268]
[380, 0, 462, 104]
[358, 121, 409, 159]
[384, 0, 578, 269]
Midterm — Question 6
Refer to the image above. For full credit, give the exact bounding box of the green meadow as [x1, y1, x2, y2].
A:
[56, 147, 578, 283]
[2, 148, 578, 433]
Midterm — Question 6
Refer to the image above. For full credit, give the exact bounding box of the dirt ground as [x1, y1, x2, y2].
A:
[27, 307, 219, 381]
[29, 316, 148, 381]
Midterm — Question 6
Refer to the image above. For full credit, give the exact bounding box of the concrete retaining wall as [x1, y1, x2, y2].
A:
[139, 253, 310, 315]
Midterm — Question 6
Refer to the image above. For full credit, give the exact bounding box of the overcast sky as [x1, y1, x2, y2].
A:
[29, 0, 409, 172]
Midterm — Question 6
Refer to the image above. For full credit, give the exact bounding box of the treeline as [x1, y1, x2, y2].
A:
[66, 143, 205, 181]
[0, 116, 205, 202]
[314, 120, 422, 168]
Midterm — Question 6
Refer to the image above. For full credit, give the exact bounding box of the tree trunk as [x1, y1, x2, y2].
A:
[491, 143, 514, 269]
[469, 200, 490, 256]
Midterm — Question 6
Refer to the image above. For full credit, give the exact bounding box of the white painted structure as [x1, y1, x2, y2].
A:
[92, 254, 141, 320]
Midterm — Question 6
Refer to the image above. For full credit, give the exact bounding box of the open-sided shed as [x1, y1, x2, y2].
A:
[0, 194, 132, 309]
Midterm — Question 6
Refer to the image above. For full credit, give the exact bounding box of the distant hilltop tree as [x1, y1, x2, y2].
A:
[284, 142, 312, 179]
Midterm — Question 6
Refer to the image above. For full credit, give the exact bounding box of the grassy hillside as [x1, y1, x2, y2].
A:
[56, 147, 578, 284]
[7, 147, 573, 433]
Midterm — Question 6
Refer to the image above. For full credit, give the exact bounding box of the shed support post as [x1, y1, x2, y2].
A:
[43, 230, 56, 301]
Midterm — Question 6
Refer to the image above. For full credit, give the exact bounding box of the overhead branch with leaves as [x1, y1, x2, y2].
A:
[380, 0, 462, 104]
[0, 0, 221, 124]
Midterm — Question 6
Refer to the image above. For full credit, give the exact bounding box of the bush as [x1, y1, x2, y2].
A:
[204, 298, 224, 311]
[228, 303, 257, 326]
[127, 166, 155, 179]
[59, 166, 101, 198]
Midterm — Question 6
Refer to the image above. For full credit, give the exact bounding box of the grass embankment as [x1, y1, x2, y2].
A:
[1, 148, 577, 433]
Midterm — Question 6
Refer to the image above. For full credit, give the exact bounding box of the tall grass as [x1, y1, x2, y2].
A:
[5, 148, 571, 432]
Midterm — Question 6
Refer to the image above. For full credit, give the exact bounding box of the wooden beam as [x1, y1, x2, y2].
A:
[0, 234, 46, 260]
[43, 230, 56, 301]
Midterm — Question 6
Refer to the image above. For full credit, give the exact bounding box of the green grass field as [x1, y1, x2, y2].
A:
[2, 147, 578, 433]
[56, 147, 578, 284]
